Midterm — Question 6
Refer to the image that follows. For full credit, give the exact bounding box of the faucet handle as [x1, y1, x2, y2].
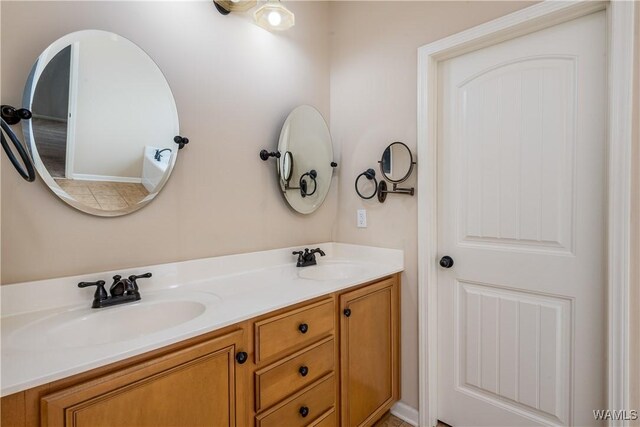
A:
[311, 248, 326, 257]
[78, 280, 108, 301]
[128, 272, 152, 281]
[292, 250, 306, 266]
[128, 272, 152, 293]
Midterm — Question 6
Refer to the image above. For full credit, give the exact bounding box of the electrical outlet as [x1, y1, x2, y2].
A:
[357, 209, 367, 228]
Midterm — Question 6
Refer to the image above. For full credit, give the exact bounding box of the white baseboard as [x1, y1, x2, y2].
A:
[70, 173, 141, 184]
[391, 401, 419, 426]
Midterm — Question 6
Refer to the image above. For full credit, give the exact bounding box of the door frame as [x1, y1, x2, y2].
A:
[65, 41, 80, 179]
[416, 2, 636, 426]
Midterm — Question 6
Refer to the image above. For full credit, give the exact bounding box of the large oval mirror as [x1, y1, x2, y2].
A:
[276, 105, 333, 214]
[22, 30, 179, 216]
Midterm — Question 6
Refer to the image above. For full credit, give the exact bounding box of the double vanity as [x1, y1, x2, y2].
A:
[1, 243, 403, 427]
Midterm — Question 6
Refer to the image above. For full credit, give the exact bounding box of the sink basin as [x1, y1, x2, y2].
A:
[6, 300, 207, 349]
[297, 261, 368, 281]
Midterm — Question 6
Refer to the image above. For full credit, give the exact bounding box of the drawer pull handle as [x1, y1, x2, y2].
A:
[299, 406, 310, 417]
[299, 365, 309, 377]
[298, 323, 309, 334]
[235, 351, 248, 364]
[343, 308, 351, 317]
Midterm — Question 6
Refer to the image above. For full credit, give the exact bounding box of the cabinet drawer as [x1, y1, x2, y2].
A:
[256, 374, 335, 427]
[255, 299, 334, 362]
[256, 337, 335, 411]
[308, 408, 337, 427]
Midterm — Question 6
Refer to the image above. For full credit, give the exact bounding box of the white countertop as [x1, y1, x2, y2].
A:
[0, 243, 403, 397]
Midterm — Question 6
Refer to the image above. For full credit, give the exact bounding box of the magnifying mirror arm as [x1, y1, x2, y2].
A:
[390, 183, 414, 195]
[377, 180, 415, 203]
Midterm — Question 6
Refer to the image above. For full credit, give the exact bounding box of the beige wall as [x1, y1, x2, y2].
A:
[328, 0, 535, 410]
[1, 1, 334, 284]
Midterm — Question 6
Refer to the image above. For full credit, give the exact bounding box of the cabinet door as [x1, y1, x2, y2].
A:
[41, 330, 247, 427]
[339, 277, 399, 427]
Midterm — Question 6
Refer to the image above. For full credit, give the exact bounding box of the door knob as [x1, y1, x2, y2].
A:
[439, 256, 454, 268]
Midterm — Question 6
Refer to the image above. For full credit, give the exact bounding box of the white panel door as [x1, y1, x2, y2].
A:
[437, 11, 606, 427]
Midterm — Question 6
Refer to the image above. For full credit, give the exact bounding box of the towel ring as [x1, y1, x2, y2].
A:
[299, 170, 317, 198]
[1, 117, 35, 182]
[355, 168, 377, 200]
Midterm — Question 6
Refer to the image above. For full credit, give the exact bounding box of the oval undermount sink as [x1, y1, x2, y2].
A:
[7, 300, 207, 349]
[297, 261, 368, 281]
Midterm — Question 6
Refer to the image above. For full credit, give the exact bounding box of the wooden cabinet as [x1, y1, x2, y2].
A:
[339, 276, 400, 427]
[40, 329, 248, 427]
[1, 274, 400, 427]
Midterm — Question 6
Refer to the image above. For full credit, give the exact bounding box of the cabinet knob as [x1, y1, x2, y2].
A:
[299, 406, 310, 418]
[299, 365, 309, 377]
[298, 323, 309, 334]
[235, 351, 248, 364]
[343, 308, 351, 317]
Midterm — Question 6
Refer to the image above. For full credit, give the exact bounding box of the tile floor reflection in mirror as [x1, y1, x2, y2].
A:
[54, 179, 149, 210]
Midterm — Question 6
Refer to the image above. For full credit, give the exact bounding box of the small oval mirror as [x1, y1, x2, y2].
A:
[379, 141, 414, 183]
[277, 105, 333, 214]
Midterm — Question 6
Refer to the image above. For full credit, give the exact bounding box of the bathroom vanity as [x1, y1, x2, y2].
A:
[1, 244, 402, 427]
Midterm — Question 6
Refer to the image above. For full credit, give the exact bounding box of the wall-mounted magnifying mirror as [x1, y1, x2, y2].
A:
[263, 105, 336, 214]
[380, 141, 414, 183]
[377, 141, 416, 203]
[22, 30, 182, 216]
[278, 150, 294, 184]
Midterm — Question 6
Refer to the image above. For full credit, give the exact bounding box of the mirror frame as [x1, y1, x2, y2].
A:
[22, 30, 180, 217]
[378, 141, 415, 184]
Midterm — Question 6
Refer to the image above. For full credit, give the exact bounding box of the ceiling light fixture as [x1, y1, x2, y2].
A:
[213, 0, 257, 15]
[253, 0, 295, 31]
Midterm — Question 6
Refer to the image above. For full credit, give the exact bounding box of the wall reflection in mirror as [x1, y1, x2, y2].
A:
[23, 30, 180, 216]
